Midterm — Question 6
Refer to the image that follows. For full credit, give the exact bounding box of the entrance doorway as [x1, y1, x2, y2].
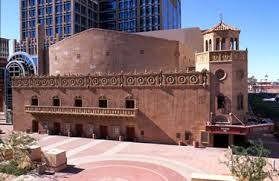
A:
[126, 126, 135, 141]
[32, 120, 39, 133]
[75, 124, 83, 137]
[53, 122, 61, 135]
[100, 125, 108, 139]
[213, 134, 229, 148]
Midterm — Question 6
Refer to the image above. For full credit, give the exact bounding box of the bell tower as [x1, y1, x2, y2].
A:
[195, 21, 248, 126]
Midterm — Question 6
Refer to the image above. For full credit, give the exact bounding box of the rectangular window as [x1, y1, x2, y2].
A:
[237, 94, 244, 110]
[31, 98, 38, 106]
[75, 99, 82, 107]
[99, 100, 108, 108]
[125, 100, 135, 109]
[53, 98, 60, 106]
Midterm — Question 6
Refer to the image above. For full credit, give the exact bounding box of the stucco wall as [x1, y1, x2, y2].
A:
[13, 85, 210, 144]
[49, 28, 195, 76]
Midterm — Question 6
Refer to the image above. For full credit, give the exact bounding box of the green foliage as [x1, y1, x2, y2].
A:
[0, 160, 27, 176]
[223, 141, 275, 181]
[249, 94, 279, 120]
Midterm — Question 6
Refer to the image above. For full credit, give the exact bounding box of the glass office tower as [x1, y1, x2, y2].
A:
[20, 0, 181, 40]
[20, 0, 99, 41]
[99, 0, 181, 32]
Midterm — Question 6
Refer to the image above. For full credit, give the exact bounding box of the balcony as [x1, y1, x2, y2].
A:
[25, 106, 138, 118]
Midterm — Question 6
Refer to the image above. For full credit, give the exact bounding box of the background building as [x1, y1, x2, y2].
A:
[99, 0, 181, 32]
[19, 0, 181, 41]
[0, 38, 9, 113]
[10, 0, 181, 76]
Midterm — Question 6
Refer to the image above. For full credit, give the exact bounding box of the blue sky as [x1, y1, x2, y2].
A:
[1, 0, 279, 81]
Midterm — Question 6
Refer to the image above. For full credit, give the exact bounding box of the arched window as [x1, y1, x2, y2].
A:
[217, 94, 225, 109]
[221, 38, 226, 50]
[235, 38, 239, 50]
[230, 38, 234, 50]
[205, 40, 209, 52]
[209, 39, 212, 51]
[31, 95, 38, 106]
[53, 96, 60, 106]
[237, 93, 244, 110]
[216, 38, 220, 50]
[74, 96, 82, 107]
[99, 96, 108, 108]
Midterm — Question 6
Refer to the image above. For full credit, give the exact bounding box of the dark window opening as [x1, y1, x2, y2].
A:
[140, 50, 144, 54]
[31, 96, 38, 106]
[205, 40, 208, 52]
[74, 97, 82, 107]
[53, 97, 60, 106]
[176, 133, 181, 139]
[216, 38, 220, 50]
[185, 131, 192, 141]
[237, 94, 244, 110]
[221, 38, 226, 50]
[217, 95, 225, 109]
[99, 99, 108, 108]
[125, 100, 135, 109]
[140, 130, 144, 136]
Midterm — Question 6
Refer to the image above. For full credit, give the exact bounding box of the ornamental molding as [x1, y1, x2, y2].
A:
[12, 71, 209, 89]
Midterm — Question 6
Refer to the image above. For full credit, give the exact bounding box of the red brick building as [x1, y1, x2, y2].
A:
[12, 22, 273, 147]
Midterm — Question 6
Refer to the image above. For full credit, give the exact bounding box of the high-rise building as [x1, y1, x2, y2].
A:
[20, 0, 99, 41]
[20, 0, 181, 41]
[99, 0, 181, 32]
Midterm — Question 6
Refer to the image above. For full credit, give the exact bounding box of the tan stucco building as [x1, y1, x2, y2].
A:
[11, 22, 273, 147]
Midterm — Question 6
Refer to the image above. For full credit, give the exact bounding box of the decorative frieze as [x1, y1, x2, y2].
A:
[12, 71, 209, 89]
[209, 50, 247, 62]
[25, 106, 138, 118]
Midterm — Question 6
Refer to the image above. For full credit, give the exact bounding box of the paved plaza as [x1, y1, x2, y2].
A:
[1, 126, 279, 181]
[33, 134, 230, 181]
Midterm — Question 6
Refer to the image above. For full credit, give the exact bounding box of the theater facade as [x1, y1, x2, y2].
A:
[11, 22, 273, 147]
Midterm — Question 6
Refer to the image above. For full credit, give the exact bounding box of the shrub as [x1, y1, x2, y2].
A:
[223, 141, 278, 181]
[0, 160, 27, 176]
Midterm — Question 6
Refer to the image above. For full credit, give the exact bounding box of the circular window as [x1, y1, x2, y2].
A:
[215, 69, 227, 80]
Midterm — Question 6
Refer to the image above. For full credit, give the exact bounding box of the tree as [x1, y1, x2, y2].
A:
[265, 75, 268, 82]
[248, 76, 257, 85]
[223, 141, 278, 181]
